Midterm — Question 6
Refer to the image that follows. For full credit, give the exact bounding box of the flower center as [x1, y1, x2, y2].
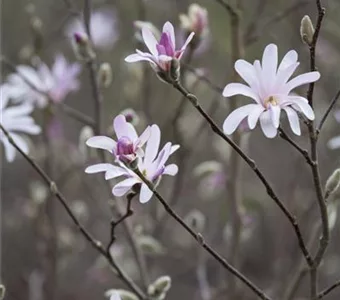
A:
[264, 96, 278, 109]
[116, 136, 134, 155]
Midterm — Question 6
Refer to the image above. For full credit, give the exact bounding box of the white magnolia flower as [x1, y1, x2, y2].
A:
[85, 124, 179, 203]
[86, 114, 150, 164]
[328, 110, 340, 149]
[0, 85, 41, 162]
[222, 44, 320, 138]
[65, 8, 118, 50]
[5, 54, 81, 107]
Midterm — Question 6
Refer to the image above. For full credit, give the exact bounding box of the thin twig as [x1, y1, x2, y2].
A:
[317, 280, 340, 299]
[0, 124, 147, 300]
[133, 169, 272, 300]
[171, 80, 313, 268]
[316, 87, 340, 136]
[214, 0, 239, 18]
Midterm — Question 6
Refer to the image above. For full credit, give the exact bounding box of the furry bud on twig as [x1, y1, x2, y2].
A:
[325, 169, 340, 199]
[300, 15, 315, 46]
[0, 284, 5, 300]
[105, 289, 138, 300]
[98, 62, 113, 88]
[148, 276, 172, 299]
[73, 33, 96, 61]
[170, 58, 181, 82]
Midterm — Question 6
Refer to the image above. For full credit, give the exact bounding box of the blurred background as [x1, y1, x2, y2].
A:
[1, 0, 340, 299]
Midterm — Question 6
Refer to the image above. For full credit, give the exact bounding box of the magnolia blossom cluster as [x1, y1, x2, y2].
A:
[0, 85, 41, 162]
[125, 21, 194, 81]
[85, 115, 179, 203]
[2, 54, 81, 108]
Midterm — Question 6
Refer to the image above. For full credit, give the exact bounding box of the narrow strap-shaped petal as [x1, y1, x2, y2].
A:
[170, 144, 180, 155]
[163, 21, 176, 50]
[284, 71, 320, 94]
[86, 136, 116, 152]
[2, 136, 16, 162]
[269, 105, 281, 128]
[283, 107, 301, 135]
[177, 32, 195, 60]
[275, 62, 300, 92]
[164, 164, 178, 176]
[277, 50, 298, 73]
[247, 105, 265, 129]
[259, 110, 278, 138]
[112, 177, 139, 197]
[142, 26, 158, 57]
[139, 183, 153, 203]
[144, 124, 161, 165]
[262, 44, 278, 81]
[85, 163, 115, 174]
[223, 104, 259, 134]
[11, 133, 29, 155]
[223, 83, 260, 103]
[235, 59, 259, 93]
[136, 126, 151, 147]
[286, 96, 315, 120]
[114, 115, 138, 141]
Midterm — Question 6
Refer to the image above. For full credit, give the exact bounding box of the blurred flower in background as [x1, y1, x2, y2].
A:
[3, 54, 81, 108]
[65, 7, 119, 50]
[0, 85, 41, 162]
[223, 44, 320, 138]
[328, 110, 340, 149]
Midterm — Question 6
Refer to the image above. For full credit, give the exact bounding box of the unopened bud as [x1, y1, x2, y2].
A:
[0, 284, 5, 300]
[73, 33, 96, 60]
[184, 210, 205, 232]
[148, 276, 172, 298]
[170, 58, 180, 82]
[31, 17, 43, 35]
[105, 289, 138, 300]
[300, 15, 315, 46]
[120, 108, 139, 126]
[137, 235, 165, 254]
[325, 169, 340, 199]
[98, 62, 112, 88]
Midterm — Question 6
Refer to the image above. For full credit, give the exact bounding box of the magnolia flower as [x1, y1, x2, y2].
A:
[65, 8, 118, 50]
[134, 21, 161, 43]
[86, 115, 150, 165]
[179, 4, 209, 38]
[85, 125, 179, 203]
[5, 54, 81, 107]
[0, 85, 41, 162]
[222, 44, 320, 138]
[328, 110, 340, 149]
[125, 21, 194, 74]
[110, 292, 121, 300]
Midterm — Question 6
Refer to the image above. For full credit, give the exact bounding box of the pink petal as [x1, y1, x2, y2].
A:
[112, 178, 139, 197]
[223, 83, 259, 103]
[247, 105, 265, 129]
[145, 125, 160, 165]
[86, 136, 116, 152]
[163, 21, 176, 50]
[114, 115, 138, 140]
[142, 26, 158, 57]
[223, 104, 259, 134]
[284, 71, 320, 94]
[164, 164, 178, 176]
[283, 107, 301, 135]
[139, 183, 153, 203]
[259, 110, 277, 138]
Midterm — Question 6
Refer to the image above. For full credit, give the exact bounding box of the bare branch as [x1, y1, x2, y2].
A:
[318, 280, 340, 299]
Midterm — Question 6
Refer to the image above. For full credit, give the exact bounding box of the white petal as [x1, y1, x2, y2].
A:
[86, 136, 116, 152]
[2, 137, 16, 162]
[262, 44, 278, 80]
[328, 136, 340, 149]
[125, 53, 149, 63]
[3, 104, 34, 118]
[223, 104, 260, 134]
[278, 50, 298, 72]
[136, 126, 151, 147]
[235, 59, 259, 92]
[170, 144, 180, 155]
[114, 115, 138, 141]
[164, 164, 178, 176]
[275, 62, 300, 92]
[247, 105, 265, 129]
[259, 110, 278, 138]
[112, 178, 139, 197]
[223, 83, 259, 103]
[110, 292, 121, 300]
[287, 96, 315, 120]
[283, 107, 301, 135]
[85, 163, 115, 174]
[11, 133, 29, 154]
[284, 72, 321, 94]
[269, 105, 281, 128]
[142, 26, 158, 57]
[145, 125, 160, 165]
[178, 32, 195, 59]
[163, 21, 176, 49]
[139, 183, 153, 203]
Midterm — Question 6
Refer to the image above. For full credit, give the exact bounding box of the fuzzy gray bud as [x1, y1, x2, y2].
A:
[300, 15, 315, 46]
[73, 33, 96, 61]
[325, 169, 340, 199]
[0, 284, 5, 300]
[170, 58, 181, 82]
[148, 276, 172, 299]
[98, 62, 113, 88]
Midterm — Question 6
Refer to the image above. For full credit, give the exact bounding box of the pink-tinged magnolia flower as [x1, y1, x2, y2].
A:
[86, 115, 150, 165]
[85, 125, 179, 203]
[179, 4, 209, 38]
[125, 21, 195, 73]
[65, 8, 118, 50]
[328, 110, 340, 149]
[222, 44, 320, 138]
[0, 85, 41, 162]
[5, 54, 81, 107]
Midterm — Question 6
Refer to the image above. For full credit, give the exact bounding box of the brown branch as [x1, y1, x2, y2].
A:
[133, 169, 272, 300]
[0, 123, 147, 300]
[171, 80, 313, 268]
[318, 280, 340, 299]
